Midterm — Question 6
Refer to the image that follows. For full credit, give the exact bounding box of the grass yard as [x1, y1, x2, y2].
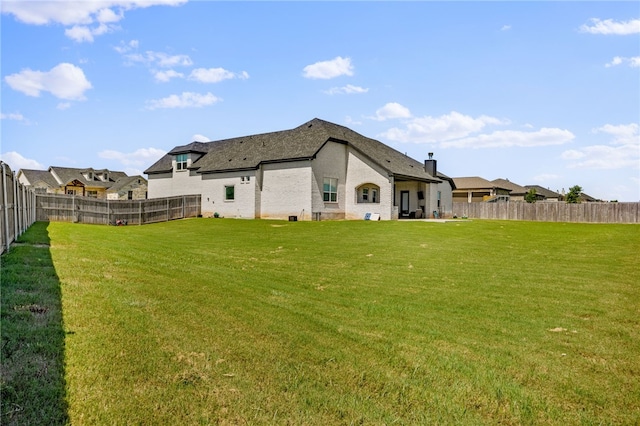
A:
[2, 219, 639, 424]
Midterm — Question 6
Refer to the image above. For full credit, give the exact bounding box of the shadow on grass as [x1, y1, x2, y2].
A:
[0, 222, 68, 425]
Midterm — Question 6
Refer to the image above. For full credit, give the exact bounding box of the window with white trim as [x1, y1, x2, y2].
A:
[176, 154, 188, 171]
[323, 178, 337, 202]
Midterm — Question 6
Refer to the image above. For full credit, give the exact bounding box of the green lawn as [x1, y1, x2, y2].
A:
[2, 219, 639, 424]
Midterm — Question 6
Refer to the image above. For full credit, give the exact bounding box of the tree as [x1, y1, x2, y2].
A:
[565, 185, 582, 203]
[525, 188, 538, 203]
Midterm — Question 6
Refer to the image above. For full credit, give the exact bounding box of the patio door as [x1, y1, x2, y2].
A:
[400, 191, 410, 217]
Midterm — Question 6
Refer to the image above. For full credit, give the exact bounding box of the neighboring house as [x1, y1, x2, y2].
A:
[145, 118, 454, 220]
[523, 185, 564, 202]
[452, 177, 512, 203]
[17, 167, 146, 200]
[491, 178, 533, 202]
[579, 192, 601, 202]
[106, 176, 148, 200]
[15, 169, 58, 194]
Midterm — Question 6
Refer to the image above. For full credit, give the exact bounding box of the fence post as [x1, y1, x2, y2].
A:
[2, 163, 9, 252]
[13, 169, 18, 240]
[139, 201, 142, 225]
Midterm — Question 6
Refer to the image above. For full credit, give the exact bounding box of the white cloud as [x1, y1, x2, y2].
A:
[99, 147, 167, 167]
[303, 56, 354, 79]
[324, 84, 369, 95]
[1, 112, 26, 121]
[189, 68, 249, 83]
[441, 128, 575, 149]
[562, 122, 640, 169]
[580, 18, 640, 35]
[0, 152, 44, 170]
[145, 92, 221, 110]
[532, 174, 562, 182]
[4, 63, 92, 100]
[594, 123, 639, 145]
[605, 56, 640, 68]
[126, 51, 193, 68]
[57, 102, 72, 110]
[379, 111, 507, 143]
[192, 134, 210, 142]
[114, 39, 139, 53]
[344, 116, 362, 126]
[371, 102, 412, 121]
[2, 1, 187, 42]
[501, 25, 511, 31]
[154, 69, 184, 82]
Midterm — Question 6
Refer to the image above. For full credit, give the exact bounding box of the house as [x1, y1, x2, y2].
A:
[144, 118, 454, 220]
[17, 167, 147, 200]
[523, 185, 564, 202]
[452, 176, 511, 203]
[491, 178, 533, 202]
[106, 176, 149, 200]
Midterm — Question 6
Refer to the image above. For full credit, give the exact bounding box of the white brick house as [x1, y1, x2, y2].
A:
[144, 118, 454, 220]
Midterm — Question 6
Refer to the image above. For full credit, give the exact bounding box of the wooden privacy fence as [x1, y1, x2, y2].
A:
[36, 194, 202, 225]
[1, 162, 37, 253]
[453, 201, 639, 224]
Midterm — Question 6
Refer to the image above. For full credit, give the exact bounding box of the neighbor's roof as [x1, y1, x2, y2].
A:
[452, 176, 511, 191]
[19, 169, 59, 188]
[107, 175, 147, 193]
[48, 166, 127, 188]
[145, 118, 442, 182]
[491, 178, 528, 195]
[524, 185, 562, 199]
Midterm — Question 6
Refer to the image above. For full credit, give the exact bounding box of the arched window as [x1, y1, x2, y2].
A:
[356, 183, 380, 203]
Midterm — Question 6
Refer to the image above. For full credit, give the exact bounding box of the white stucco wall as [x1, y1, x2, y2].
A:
[260, 160, 312, 220]
[344, 148, 393, 220]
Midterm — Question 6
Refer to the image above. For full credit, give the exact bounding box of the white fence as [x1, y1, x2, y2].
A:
[1, 162, 37, 253]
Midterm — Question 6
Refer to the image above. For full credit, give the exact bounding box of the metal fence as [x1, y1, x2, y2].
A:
[1, 162, 38, 253]
[36, 194, 202, 225]
[453, 201, 639, 223]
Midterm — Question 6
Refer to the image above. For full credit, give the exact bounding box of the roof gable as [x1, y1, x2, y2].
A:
[491, 178, 528, 195]
[453, 176, 511, 191]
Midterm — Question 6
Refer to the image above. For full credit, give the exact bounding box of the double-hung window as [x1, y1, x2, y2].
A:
[176, 154, 188, 171]
[323, 178, 337, 203]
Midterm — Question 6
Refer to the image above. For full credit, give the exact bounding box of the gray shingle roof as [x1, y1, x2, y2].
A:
[107, 175, 147, 192]
[453, 176, 512, 191]
[145, 118, 441, 182]
[524, 185, 562, 199]
[491, 178, 528, 195]
[49, 166, 127, 188]
[19, 169, 59, 188]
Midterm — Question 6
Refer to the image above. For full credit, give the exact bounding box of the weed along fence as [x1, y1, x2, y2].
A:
[1, 162, 37, 253]
[453, 201, 640, 224]
[36, 194, 202, 225]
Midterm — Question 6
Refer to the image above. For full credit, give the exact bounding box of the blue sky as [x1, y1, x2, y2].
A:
[2, 1, 639, 201]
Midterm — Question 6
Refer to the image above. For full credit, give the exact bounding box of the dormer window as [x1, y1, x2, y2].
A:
[176, 154, 188, 171]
